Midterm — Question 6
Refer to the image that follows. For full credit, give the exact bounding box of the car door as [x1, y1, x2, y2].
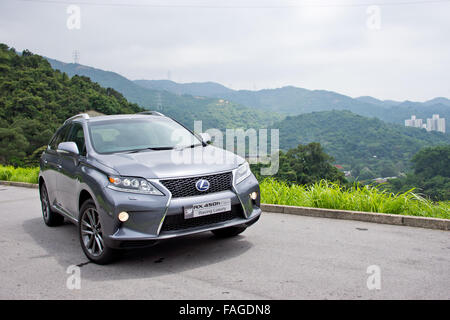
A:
[42, 125, 70, 206]
[57, 122, 87, 218]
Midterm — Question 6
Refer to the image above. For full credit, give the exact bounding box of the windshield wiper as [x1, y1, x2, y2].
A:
[126, 146, 175, 153]
[124, 144, 201, 154]
[175, 143, 203, 150]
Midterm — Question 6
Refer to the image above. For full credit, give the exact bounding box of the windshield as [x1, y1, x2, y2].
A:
[88, 118, 202, 154]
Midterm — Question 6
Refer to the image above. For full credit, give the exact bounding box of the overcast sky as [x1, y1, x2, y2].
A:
[1, 0, 449, 101]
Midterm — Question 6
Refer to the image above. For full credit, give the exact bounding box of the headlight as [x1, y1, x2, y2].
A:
[234, 162, 252, 185]
[108, 176, 163, 195]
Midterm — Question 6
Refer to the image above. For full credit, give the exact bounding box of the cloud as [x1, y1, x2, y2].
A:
[0, 0, 449, 101]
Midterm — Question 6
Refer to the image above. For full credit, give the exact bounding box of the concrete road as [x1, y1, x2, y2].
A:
[0, 185, 448, 299]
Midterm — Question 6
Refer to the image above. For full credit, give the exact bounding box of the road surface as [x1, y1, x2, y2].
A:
[0, 185, 448, 299]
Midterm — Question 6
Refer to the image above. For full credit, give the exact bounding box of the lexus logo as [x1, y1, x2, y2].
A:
[195, 179, 210, 192]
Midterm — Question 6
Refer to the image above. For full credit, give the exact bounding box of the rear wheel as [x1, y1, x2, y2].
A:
[211, 225, 247, 238]
[40, 183, 64, 226]
[79, 199, 117, 264]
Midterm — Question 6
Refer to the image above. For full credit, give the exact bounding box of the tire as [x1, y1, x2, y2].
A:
[40, 182, 64, 227]
[211, 225, 247, 238]
[78, 199, 117, 265]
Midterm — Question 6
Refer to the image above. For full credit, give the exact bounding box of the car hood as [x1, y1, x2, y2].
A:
[93, 145, 245, 179]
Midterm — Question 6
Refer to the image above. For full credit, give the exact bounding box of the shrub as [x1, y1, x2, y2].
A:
[0, 165, 39, 184]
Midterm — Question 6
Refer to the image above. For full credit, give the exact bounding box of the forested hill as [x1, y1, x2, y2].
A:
[46, 58, 282, 131]
[0, 44, 142, 165]
[136, 79, 450, 130]
[274, 110, 450, 179]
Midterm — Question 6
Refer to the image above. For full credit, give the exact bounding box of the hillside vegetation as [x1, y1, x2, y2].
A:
[47, 58, 282, 131]
[251, 142, 346, 185]
[135, 80, 450, 129]
[0, 44, 142, 165]
[273, 110, 450, 178]
[384, 145, 450, 201]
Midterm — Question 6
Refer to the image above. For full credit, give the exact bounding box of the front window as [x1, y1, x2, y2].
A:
[88, 118, 202, 154]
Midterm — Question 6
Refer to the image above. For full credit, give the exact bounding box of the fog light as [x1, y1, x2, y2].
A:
[250, 191, 258, 200]
[118, 211, 129, 222]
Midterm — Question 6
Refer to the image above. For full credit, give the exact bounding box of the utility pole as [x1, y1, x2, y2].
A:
[72, 50, 80, 64]
[156, 92, 163, 111]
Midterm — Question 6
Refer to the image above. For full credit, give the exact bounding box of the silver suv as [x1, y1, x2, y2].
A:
[39, 112, 261, 264]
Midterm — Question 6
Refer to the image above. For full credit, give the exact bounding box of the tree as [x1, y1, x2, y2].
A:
[380, 162, 397, 177]
[252, 142, 346, 185]
[0, 43, 143, 165]
[359, 167, 375, 180]
[412, 145, 450, 178]
[0, 127, 29, 165]
[382, 145, 450, 201]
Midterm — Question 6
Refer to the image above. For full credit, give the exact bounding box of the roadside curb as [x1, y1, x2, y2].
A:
[0, 180, 38, 189]
[261, 204, 449, 231]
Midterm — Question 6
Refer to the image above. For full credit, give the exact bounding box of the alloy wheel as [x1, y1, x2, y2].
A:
[40, 186, 49, 221]
[80, 208, 105, 257]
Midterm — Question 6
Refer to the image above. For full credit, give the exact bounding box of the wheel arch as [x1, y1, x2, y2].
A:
[38, 176, 45, 192]
[79, 189, 94, 213]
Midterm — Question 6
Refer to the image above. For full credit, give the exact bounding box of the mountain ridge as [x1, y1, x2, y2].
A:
[45, 58, 282, 131]
[135, 79, 450, 130]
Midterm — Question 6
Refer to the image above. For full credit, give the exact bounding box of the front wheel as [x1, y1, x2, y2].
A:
[211, 225, 247, 238]
[40, 183, 64, 227]
[79, 199, 117, 264]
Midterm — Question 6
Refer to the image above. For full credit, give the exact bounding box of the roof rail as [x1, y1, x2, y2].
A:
[137, 111, 165, 116]
[64, 113, 90, 124]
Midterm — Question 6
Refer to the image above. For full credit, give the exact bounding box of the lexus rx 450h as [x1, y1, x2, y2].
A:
[39, 112, 261, 264]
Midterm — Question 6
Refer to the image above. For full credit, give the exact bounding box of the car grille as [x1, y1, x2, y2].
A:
[161, 204, 244, 232]
[159, 172, 233, 198]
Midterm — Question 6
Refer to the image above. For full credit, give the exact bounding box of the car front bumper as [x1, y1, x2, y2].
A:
[97, 174, 261, 249]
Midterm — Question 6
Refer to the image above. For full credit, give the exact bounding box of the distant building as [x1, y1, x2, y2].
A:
[373, 176, 397, 184]
[426, 114, 446, 133]
[405, 115, 423, 128]
[405, 114, 446, 133]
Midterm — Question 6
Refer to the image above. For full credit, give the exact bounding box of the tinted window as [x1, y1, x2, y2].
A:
[66, 123, 86, 155]
[49, 125, 70, 150]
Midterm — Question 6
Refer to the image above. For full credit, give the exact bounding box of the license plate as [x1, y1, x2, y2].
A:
[184, 198, 231, 219]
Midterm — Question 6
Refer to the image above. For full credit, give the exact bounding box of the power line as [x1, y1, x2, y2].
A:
[15, 0, 450, 9]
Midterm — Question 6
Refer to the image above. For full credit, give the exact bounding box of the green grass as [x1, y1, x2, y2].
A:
[260, 179, 450, 220]
[0, 165, 39, 184]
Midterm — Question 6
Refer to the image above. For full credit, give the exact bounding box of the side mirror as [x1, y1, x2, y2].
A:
[199, 133, 212, 144]
[57, 142, 79, 155]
